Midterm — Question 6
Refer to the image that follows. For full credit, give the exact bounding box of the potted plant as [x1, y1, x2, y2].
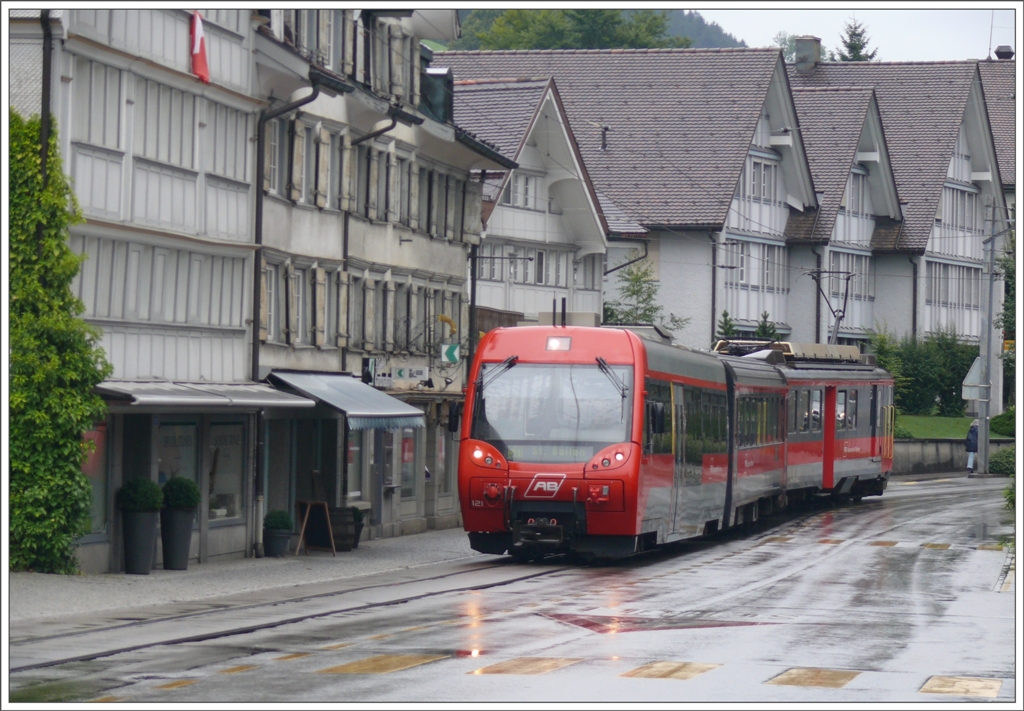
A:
[117, 477, 163, 575]
[351, 506, 365, 549]
[160, 477, 200, 570]
[263, 510, 293, 557]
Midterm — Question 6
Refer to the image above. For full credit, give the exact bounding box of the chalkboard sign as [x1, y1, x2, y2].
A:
[296, 501, 335, 555]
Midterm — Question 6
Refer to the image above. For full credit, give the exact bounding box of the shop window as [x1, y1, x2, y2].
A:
[347, 428, 363, 500]
[209, 423, 245, 521]
[400, 427, 416, 499]
[81, 422, 109, 534]
[158, 423, 198, 486]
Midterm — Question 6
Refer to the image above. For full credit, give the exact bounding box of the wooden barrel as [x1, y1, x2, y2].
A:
[329, 506, 355, 552]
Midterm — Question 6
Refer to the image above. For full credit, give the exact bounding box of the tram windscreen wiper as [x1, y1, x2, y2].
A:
[596, 357, 628, 422]
[477, 355, 518, 392]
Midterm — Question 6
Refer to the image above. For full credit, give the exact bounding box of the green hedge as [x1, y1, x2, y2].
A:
[990, 446, 1015, 476]
[991, 407, 1015, 438]
[9, 109, 112, 573]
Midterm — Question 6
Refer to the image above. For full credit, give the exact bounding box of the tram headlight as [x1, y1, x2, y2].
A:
[473, 449, 483, 459]
[615, 452, 624, 461]
[602, 458, 611, 467]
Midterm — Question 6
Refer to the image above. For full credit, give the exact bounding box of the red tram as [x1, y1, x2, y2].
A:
[458, 326, 895, 560]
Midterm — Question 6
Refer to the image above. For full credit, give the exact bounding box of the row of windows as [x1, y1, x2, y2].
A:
[263, 262, 460, 354]
[924, 261, 982, 310]
[476, 244, 601, 290]
[786, 388, 861, 433]
[838, 171, 872, 217]
[642, 381, 730, 461]
[722, 240, 789, 292]
[736, 395, 785, 448]
[266, 120, 472, 241]
[735, 156, 782, 203]
[829, 251, 875, 301]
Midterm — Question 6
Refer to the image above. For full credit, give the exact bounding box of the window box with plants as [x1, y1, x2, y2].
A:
[263, 510, 294, 558]
[161, 477, 200, 570]
[117, 478, 163, 575]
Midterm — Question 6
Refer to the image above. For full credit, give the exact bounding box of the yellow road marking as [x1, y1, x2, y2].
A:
[473, 657, 583, 675]
[818, 539, 844, 545]
[923, 543, 951, 550]
[897, 481, 920, 485]
[273, 653, 311, 661]
[763, 536, 793, 543]
[870, 541, 898, 546]
[977, 544, 1004, 551]
[401, 625, 429, 632]
[317, 654, 448, 674]
[621, 661, 721, 680]
[367, 633, 392, 640]
[920, 676, 1002, 697]
[767, 668, 860, 688]
[154, 680, 198, 690]
[217, 665, 257, 674]
[90, 697, 128, 702]
[321, 643, 352, 650]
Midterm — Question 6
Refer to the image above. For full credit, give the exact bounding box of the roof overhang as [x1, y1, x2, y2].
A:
[269, 371, 426, 430]
[95, 381, 315, 409]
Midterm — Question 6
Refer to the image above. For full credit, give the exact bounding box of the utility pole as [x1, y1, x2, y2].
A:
[805, 269, 855, 344]
[977, 202, 998, 475]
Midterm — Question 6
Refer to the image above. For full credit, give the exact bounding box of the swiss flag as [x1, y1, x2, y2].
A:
[190, 11, 210, 84]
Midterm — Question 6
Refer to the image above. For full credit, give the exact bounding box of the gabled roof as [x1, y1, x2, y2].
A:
[978, 60, 1015, 188]
[438, 48, 789, 229]
[787, 61, 982, 251]
[789, 86, 901, 248]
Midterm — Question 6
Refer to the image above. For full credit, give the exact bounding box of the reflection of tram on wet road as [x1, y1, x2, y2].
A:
[458, 326, 895, 560]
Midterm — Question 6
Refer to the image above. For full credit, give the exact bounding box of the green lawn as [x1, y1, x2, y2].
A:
[899, 415, 974, 439]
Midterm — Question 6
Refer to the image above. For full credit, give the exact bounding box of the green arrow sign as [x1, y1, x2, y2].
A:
[440, 343, 460, 363]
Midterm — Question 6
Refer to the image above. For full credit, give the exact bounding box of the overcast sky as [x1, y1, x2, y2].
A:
[697, 8, 1019, 62]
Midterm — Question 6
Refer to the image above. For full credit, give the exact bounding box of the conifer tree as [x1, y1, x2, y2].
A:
[837, 19, 878, 62]
[716, 310, 738, 339]
[754, 311, 780, 340]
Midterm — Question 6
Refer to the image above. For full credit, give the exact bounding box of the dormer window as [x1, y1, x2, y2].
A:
[501, 172, 538, 209]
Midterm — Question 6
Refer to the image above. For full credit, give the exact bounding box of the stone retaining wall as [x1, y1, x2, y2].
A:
[892, 438, 1015, 475]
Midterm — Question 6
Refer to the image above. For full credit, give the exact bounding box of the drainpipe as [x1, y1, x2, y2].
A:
[710, 232, 717, 342]
[37, 11, 53, 265]
[250, 80, 322, 558]
[909, 256, 918, 338]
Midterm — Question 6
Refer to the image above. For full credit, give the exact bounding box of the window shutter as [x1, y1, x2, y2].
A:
[389, 24, 404, 98]
[367, 147, 379, 219]
[410, 35, 420, 107]
[316, 123, 330, 208]
[317, 10, 331, 65]
[445, 175, 456, 240]
[259, 257, 269, 341]
[430, 171, 441, 237]
[388, 152, 400, 223]
[408, 159, 421, 231]
[463, 179, 483, 245]
[290, 121, 304, 202]
[363, 278, 376, 350]
[336, 270, 349, 347]
[263, 123, 274, 192]
[285, 262, 297, 344]
[313, 267, 327, 345]
[342, 11, 355, 76]
[340, 135, 354, 212]
[384, 280, 396, 352]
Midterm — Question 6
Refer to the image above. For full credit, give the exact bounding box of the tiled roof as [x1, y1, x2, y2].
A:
[789, 87, 875, 243]
[452, 78, 550, 161]
[787, 61, 979, 251]
[978, 60, 1015, 187]
[596, 191, 648, 236]
[437, 48, 784, 229]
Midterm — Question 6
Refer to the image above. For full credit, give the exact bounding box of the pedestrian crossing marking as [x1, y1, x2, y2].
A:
[317, 654, 448, 674]
[273, 653, 311, 661]
[472, 657, 583, 675]
[217, 665, 258, 674]
[155, 680, 198, 690]
[621, 661, 721, 680]
[920, 676, 1002, 698]
[977, 544, 1004, 551]
[923, 543, 951, 550]
[763, 536, 793, 543]
[766, 668, 860, 688]
[869, 541, 898, 546]
[321, 643, 352, 650]
[818, 539, 844, 544]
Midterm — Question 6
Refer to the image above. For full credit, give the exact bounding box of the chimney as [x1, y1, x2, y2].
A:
[794, 36, 822, 75]
[995, 45, 1014, 60]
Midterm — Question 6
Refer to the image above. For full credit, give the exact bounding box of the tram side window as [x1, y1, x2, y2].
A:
[836, 390, 847, 431]
[788, 390, 797, 433]
[848, 389, 858, 430]
[644, 378, 673, 455]
[810, 389, 823, 432]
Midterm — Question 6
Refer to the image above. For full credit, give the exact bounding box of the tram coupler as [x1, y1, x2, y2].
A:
[512, 519, 565, 547]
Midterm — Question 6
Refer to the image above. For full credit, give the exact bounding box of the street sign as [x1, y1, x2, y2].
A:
[395, 367, 427, 380]
[1005, 340, 1015, 352]
[440, 343, 460, 363]
[961, 356, 984, 401]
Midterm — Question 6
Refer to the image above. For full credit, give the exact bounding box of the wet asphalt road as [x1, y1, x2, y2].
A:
[9, 477, 1016, 703]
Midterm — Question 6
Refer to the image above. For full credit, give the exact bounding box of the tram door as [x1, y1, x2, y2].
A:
[869, 385, 878, 458]
[822, 386, 837, 490]
[671, 383, 686, 534]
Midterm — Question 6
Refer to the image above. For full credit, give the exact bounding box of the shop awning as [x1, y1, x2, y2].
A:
[269, 371, 426, 430]
[95, 381, 316, 409]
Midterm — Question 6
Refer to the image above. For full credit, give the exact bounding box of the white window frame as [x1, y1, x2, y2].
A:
[266, 263, 279, 341]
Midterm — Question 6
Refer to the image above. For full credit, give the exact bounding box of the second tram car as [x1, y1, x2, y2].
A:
[458, 326, 895, 560]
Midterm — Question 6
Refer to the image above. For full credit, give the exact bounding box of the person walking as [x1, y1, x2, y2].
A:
[965, 419, 979, 473]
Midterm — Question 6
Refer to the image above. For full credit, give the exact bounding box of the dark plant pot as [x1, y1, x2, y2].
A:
[329, 507, 355, 552]
[264, 529, 291, 557]
[352, 521, 364, 549]
[160, 507, 195, 570]
[122, 510, 159, 575]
